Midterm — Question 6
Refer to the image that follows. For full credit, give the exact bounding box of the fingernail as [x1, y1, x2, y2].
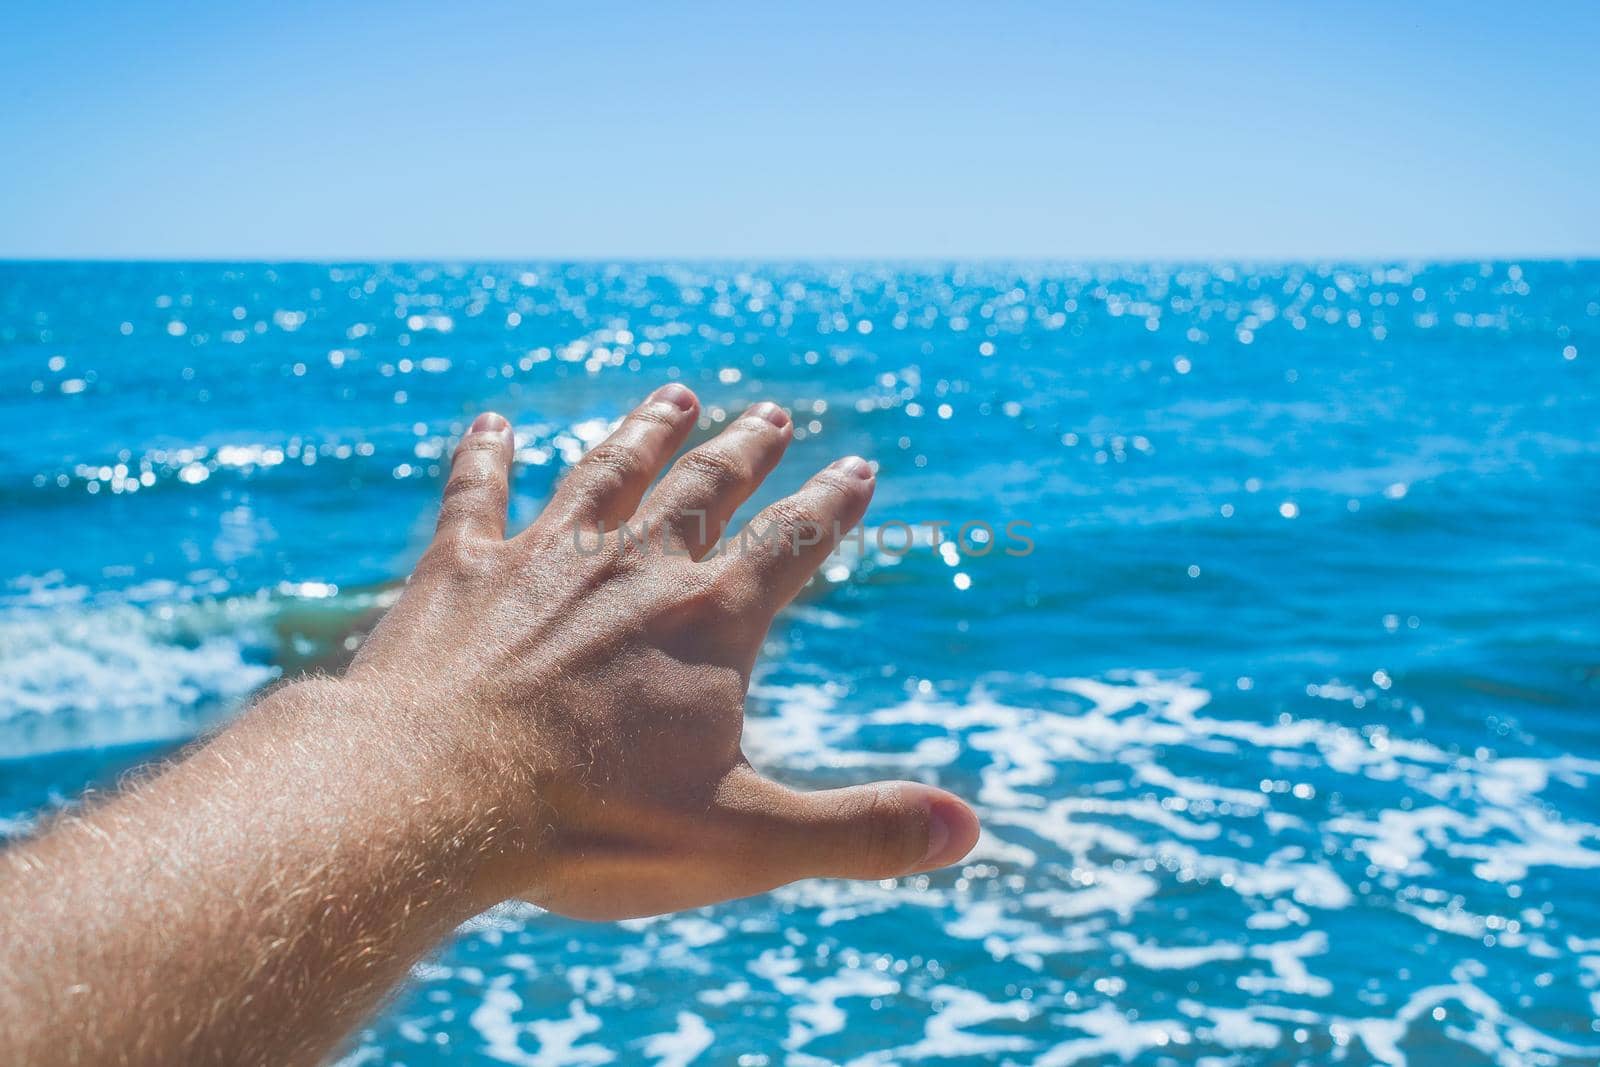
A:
[748, 401, 789, 428]
[830, 455, 874, 480]
[652, 383, 696, 412]
[470, 412, 510, 434]
[920, 796, 969, 867]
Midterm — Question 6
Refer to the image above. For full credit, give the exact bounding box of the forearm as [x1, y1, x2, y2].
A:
[0, 679, 500, 1067]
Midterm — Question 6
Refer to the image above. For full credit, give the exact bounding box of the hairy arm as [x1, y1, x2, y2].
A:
[0, 388, 979, 1066]
[0, 680, 500, 1064]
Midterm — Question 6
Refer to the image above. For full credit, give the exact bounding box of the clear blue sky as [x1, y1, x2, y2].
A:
[2, 1, 1596, 260]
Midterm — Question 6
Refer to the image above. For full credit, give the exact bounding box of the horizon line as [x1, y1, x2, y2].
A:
[4, 251, 1598, 267]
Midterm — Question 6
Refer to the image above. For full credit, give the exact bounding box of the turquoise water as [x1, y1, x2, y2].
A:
[2, 261, 1597, 1064]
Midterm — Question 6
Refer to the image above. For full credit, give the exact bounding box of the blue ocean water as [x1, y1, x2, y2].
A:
[2, 261, 1597, 1064]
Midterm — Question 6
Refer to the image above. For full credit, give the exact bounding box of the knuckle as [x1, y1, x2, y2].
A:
[424, 531, 499, 579]
[676, 569, 738, 616]
[443, 468, 508, 503]
[761, 497, 815, 531]
[558, 444, 645, 510]
[857, 789, 918, 875]
[576, 443, 646, 493]
[453, 437, 506, 461]
[759, 499, 830, 551]
[584, 442, 645, 476]
[674, 446, 748, 492]
[628, 405, 678, 430]
[454, 538, 498, 577]
[593, 544, 638, 581]
[813, 470, 866, 498]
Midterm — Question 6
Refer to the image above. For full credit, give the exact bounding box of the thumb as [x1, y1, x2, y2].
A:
[758, 780, 980, 882]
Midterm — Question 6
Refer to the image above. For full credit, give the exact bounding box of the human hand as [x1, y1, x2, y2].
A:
[344, 384, 979, 919]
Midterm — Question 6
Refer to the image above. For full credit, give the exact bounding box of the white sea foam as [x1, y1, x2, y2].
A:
[858, 985, 1033, 1062]
[470, 985, 612, 1066]
[726, 671, 1600, 1063]
[0, 589, 277, 757]
[636, 1012, 713, 1067]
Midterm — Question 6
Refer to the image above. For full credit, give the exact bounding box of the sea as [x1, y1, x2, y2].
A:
[1, 261, 1596, 1065]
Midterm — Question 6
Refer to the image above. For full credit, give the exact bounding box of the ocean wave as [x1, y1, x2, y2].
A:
[0, 576, 378, 758]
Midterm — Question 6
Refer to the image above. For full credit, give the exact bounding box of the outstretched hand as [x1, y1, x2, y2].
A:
[0, 384, 979, 1066]
[353, 383, 979, 918]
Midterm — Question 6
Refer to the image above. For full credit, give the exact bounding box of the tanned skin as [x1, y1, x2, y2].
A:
[0, 384, 980, 1066]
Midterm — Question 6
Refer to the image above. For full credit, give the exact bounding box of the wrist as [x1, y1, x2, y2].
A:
[232, 677, 517, 915]
[263, 675, 553, 912]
